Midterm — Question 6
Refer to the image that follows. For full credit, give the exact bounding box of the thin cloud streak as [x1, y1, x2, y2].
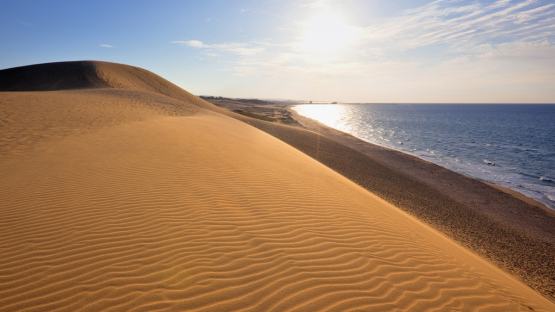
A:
[513, 4, 555, 24]
[302, 0, 340, 9]
[360, 0, 555, 50]
[172, 40, 265, 56]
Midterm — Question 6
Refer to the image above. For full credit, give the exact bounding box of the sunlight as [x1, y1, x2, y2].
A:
[301, 12, 360, 53]
[293, 104, 346, 130]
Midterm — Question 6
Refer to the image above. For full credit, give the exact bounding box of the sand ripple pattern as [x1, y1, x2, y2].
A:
[0, 89, 201, 158]
[0, 115, 552, 311]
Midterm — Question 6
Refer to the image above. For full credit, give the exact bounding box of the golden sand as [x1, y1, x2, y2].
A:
[1, 62, 553, 311]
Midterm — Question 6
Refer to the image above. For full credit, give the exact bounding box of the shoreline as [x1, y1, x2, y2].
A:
[486, 182, 554, 216]
[288, 106, 553, 215]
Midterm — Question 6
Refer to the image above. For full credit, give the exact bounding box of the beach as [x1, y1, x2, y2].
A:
[1, 61, 554, 311]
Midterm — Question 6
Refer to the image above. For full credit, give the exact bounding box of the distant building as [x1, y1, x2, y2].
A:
[309, 101, 312, 104]
[331, 102, 338, 104]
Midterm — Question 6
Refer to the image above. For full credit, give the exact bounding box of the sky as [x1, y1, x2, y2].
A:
[1, 0, 554, 103]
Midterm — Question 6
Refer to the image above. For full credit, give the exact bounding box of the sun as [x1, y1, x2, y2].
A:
[301, 13, 360, 53]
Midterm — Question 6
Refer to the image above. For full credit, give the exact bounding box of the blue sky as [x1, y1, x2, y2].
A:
[1, 0, 554, 103]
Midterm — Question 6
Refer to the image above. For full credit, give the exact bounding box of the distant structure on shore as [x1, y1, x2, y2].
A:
[300, 101, 339, 104]
[199, 95, 273, 105]
[198, 96, 340, 105]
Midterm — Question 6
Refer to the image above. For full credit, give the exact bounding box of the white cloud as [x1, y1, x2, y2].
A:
[16, 19, 34, 27]
[486, 0, 513, 10]
[513, 4, 555, 24]
[303, 0, 333, 9]
[100, 44, 114, 48]
[303, 0, 347, 9]
[180, 40, 204, 48]
[172, 40, 264, 56]
[360, 0, 555, 51]
[223, 47, 264, 56]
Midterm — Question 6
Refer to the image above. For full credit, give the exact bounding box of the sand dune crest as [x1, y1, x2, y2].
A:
[0, 61, 214, 110]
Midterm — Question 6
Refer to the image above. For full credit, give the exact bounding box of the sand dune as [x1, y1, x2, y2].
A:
[0, 61, 207, 107]
[1, 62, 554, 311]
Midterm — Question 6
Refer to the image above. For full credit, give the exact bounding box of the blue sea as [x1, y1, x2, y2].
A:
[292, 104, 555, 210]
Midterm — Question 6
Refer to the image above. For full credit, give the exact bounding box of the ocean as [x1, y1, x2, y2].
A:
[292, 104, 555, 210]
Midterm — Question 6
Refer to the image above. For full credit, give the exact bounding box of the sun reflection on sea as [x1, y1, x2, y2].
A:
[292, 104, 348, 130]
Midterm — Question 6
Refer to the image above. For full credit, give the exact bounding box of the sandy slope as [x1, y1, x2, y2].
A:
[1, 62, 554, 311]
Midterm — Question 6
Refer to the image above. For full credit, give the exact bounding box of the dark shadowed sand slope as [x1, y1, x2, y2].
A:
[0, 61, 211, 111]
[1, 61, 554, 311]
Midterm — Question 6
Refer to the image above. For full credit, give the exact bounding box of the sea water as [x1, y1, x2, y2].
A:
[292, 104, 555, 210]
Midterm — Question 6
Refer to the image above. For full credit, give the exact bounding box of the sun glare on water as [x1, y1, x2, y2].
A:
[301, 13, 360, 53]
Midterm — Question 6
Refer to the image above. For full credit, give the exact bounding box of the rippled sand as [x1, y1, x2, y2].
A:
[1, 62, 553, 311]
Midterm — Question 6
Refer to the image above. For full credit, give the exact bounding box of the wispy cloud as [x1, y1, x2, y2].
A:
[361, 0, 555, 51]
[172, 40, 264, 56]
[100, 44, 114, 48]
[16, 19, 34, 27]
[303, 0, 334, 9]
[513, 4, 555, 24]
[180, 40, 204, 48]
[486, 0, 512, 10]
